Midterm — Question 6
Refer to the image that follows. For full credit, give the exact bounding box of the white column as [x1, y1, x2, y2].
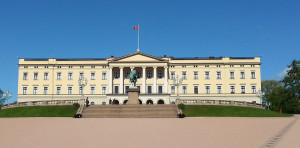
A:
[153, 66, 157, 94]
[108, 67, 113, 94]
[119, 67, 124, 94]
[164, 66, 168, 93]
[142, 66, 146, 93]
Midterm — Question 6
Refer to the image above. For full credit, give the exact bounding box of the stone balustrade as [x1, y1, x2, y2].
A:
[179, 99, 264, 109]
[1, 99, 84, 110]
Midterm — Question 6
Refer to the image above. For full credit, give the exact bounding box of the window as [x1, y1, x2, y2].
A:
[182, 72, 187, 79]
[79, 87, 83, 95]
[68, 73, 73, 80]
[91, 87, 95, 94]
[194, 72, 198, 79]
[102, 87, 106, 94]
[137, 72, 141, 78]
[44, 66, 48, 68]
[230, 65, 234, 67]
[217, 72, 221, 79]
[34, 66, 38, 68]
[205, 72, 210, 79]
[194, 86, 198, 94]
[91, 73, 95, 80]
[217, 86, 222, 94]
[158, 72, 163, 78]
[91, 66, 95, 68]
[114, 72, 119, 79]
[182, 65, 186, 68]
[251, 72, 256, 79]
[240, 72, 245, 79]
[57, 73, 61, 80]
[147, 71, 152, 78]
[69, 66, 73, 68]
[171, 86, 175, 94]
[171, 72, 175, 79]
[182, 86, 187, 94]
[80, 66, 84, 68]
[251, 65, 255, 67]
[148, 86, 152, 94]
[24, 66, 28, 68]
[68, 87, 72, 94]
[241, 86, 245, 94]
[56, 87, 61, 95]
[217, 65, 221, 67]
[252, 86, 256, 94]
[230, 72, 234, 79]
[23, 87, 27, 95]
[205, 86, 210, 94]
[230, 86, 235, 94]
[33, 87, 38, 95]
[102, 73, 107, 80]
[57, 66, 61, 68]
[240, 65, 244, 67]
[114, 86, 119, 94]
[125, 86, 129, 94]
[158, 86, 163, 94]
[44, 87, 48, 94]
[125, 72, 130, 78]
[79, 73, 84, 79]
[23, 73, 28, 80]
[34, 73, 38, 80]
[205, 65, 209, 67]
[42, 73, 48, 80]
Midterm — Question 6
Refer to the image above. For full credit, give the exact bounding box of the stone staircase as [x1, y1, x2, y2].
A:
[82, 104, 178, 118]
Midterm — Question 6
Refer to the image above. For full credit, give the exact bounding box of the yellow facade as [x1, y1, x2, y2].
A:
[18, 51, 261, 104]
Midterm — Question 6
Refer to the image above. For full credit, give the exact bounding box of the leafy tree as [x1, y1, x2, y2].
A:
[281, 60, 300, 100]
[267, 86, 286, 112]
[0, 89, 4, 108]
[261, 80, 281, 95]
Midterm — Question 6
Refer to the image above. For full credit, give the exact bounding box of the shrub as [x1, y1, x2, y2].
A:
[178, 103, 185, 110]
[73, 103, 80, 109]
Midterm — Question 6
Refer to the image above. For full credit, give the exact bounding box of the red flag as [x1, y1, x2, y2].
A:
[134, 25, 139, 30]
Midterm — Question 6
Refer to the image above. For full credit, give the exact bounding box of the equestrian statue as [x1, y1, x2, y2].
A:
[128, 69, 138, 88]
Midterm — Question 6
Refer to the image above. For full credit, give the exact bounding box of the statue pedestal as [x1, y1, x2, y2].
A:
[127, 87, 140, 105]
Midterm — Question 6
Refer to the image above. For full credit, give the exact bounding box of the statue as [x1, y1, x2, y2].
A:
[128, 69, 138, 88]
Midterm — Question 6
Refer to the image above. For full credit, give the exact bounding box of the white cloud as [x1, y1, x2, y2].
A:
[275, 68, 290, 80]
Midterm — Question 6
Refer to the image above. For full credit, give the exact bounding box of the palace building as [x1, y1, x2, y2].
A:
[18, 51, 262, 105]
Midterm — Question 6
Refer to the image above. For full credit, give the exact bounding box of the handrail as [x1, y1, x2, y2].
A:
[76, 99, 85, 115]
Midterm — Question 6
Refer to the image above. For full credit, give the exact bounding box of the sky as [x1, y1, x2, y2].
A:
[0, 0, 299, 103]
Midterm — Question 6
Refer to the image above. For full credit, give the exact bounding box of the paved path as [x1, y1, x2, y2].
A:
[0, 117, 298, 148]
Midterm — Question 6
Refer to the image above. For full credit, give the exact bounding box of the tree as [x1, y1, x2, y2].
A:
[0, 89, 4, 108]
[261, 80, 281, 104]
[267, 86, 286, 112]
[281, 60, 300, 100]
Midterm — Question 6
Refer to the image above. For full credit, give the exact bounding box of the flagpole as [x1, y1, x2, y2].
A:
[137, 24, 140, 52]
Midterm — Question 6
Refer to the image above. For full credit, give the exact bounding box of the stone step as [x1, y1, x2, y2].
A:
[82, 104, 178, 118]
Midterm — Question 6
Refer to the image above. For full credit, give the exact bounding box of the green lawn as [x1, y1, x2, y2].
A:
[0, 106, 77, 117]
[182, 105, 293, 117]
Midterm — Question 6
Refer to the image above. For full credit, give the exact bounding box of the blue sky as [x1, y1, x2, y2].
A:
[0, 0, 299, 103]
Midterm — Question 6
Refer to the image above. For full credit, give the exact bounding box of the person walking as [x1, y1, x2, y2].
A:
[86, 97, 89, 107]
[109, 99, 112, 105]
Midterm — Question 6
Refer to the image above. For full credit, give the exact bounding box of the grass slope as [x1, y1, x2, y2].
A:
[0, 106, 77, 117]
[183, 105, 292, 117]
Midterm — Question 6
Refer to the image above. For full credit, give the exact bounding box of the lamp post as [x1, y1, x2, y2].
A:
[78, 77, 88, 99]
[256, 90, 263, 106]
[172, 75, 184, 104]
[3, 90, 12, 104]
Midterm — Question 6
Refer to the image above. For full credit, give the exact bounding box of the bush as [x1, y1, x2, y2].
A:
[73, 103, 80, 109]
[178, 103, 185, 110]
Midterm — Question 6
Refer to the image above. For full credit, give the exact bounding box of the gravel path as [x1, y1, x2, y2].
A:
[0, 117, 297, 148]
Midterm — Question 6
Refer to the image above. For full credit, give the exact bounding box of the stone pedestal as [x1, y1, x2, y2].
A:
[127, 87, 140, 105]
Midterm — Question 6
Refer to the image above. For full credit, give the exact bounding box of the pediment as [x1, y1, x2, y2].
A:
[113, 52, 163, 62]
